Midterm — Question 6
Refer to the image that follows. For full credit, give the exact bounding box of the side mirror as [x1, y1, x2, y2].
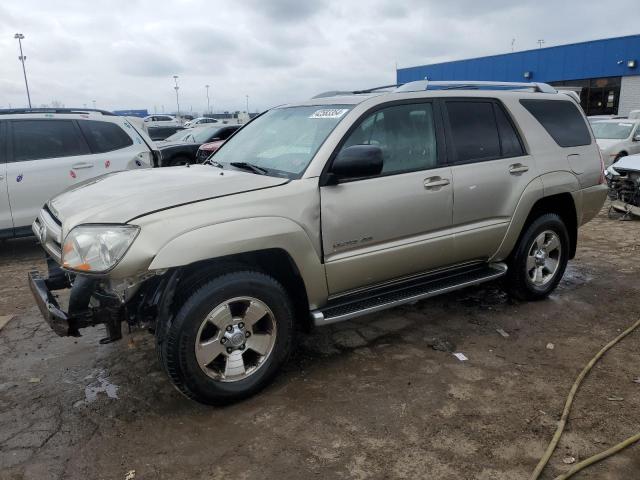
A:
[633, 134, 640, 142]
[325, 145, 383, 184]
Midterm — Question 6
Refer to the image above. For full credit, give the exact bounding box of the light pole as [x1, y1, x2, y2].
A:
[205, 84, 210, 114]
[14, 33, 32, 108]
[173, 75, 180, 120]
[246, 95, 249, 114]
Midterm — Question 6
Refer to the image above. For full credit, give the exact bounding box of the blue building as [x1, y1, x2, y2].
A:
[113, 109, 149, 118]
[397, 35, 640, 116]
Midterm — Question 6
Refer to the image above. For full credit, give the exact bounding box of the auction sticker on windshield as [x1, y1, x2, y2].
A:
[309, 109, 349, 119]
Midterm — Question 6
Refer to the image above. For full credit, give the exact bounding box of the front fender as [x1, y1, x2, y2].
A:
[148, 217, 328, 308]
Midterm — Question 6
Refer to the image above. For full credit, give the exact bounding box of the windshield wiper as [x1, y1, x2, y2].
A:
[229, 162, 268, 175]
[205, 159, 224, 168]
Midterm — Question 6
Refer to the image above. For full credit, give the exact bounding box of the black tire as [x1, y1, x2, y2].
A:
[505, 213, 570, 301]
[158, 271, 294, 405]
[167, 156, 191, 167]
[613, 152, 627, 163]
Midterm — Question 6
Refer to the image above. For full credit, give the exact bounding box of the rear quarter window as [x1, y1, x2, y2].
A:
[520, 99, 591, 147]
[78, 120, 134, 153]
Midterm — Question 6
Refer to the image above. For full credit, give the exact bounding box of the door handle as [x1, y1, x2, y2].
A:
[71, 162, 94, 169]
[423, 177, 450, 189]
[509, 164, 529, 174]
[0, 175, 4, 181]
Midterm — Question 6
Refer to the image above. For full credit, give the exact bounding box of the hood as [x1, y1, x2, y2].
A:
[596, 138, 623, 151]
[49, 165, 288, 229]
[607, 154, 640, 176]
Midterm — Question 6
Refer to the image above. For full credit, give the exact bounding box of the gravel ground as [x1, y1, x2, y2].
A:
[1, 204, 639, 480]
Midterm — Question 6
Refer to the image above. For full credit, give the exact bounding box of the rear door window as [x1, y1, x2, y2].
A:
[520, 99, 591, 147]
[11, 120, 89, 162]
[445, 101, 501, 163]
[78, 120, 133, 153]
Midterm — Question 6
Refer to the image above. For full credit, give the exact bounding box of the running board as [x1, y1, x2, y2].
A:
[311, 263, 507, 326]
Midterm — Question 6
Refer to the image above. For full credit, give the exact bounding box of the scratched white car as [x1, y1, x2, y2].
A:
[0, 108, 158, 239]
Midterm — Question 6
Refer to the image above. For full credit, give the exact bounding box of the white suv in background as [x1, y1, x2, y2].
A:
[0, 108, 158, 239]
[184, 117, 219, 128]
[143, 114, 181, 128]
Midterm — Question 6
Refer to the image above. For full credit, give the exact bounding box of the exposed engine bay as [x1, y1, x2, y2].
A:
[606, 155, 640, 219]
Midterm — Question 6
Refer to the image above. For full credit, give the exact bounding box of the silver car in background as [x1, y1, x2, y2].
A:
[591, 119, 640, 166]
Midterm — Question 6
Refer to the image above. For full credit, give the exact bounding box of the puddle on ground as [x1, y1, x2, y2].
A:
[73, 370, 119, 407]
[558, 264, 593, 290]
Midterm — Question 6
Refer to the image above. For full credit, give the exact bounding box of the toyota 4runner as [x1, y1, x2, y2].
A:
[29, 81, 608, 404]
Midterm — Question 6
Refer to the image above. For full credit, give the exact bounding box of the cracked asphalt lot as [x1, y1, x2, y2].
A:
[1, 205, 640, 479]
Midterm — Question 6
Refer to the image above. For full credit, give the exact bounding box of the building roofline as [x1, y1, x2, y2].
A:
[398, 33, 640, 73]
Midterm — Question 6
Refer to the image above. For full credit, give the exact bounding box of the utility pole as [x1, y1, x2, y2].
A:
[205, 84, 210, 114]
[14, 33, 32, 108]
[537, 39, 545, 49]
[511, 38, 516, 52]
[173, 75, 180, 119]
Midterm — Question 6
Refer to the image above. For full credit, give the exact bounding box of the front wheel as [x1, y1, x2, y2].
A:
[505, 213, 569, 301]
[159, 271, 294, 405]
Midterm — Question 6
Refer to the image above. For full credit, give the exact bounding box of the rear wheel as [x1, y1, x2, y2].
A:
[505, 213, 569, 301]
[159, 271, 294, 405]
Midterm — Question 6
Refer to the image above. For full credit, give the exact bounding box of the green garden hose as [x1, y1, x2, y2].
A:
[529, 317, 640, 480]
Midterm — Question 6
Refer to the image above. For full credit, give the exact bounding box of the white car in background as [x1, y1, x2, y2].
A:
[143, 114, 181, 128]
[0, 108, 158, 239]
[184, 117, 219, 128]
[591, 118, 640, 166]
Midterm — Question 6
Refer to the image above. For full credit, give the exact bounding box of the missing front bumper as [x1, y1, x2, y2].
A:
[28, 271, 78, 337]
[28, 269, 124, 343]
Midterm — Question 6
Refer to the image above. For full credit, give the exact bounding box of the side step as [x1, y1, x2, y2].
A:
[311, 263, 507, 326]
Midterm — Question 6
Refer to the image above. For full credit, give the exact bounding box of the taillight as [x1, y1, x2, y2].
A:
[598, 149, 606, 184]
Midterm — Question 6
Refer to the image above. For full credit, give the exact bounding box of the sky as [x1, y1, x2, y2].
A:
[0, 0, 638, 114]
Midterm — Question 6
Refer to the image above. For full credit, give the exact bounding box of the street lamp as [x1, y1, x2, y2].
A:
[246, 94, 249, 114]
[173, 75, 180, 120]
[14, 33, 32, 108]
[205, 84, 211, 114]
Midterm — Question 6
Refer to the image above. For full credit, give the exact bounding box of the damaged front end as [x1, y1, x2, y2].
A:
[28, 205, 179, 344]
[28, 259, 178, 344]
[606, 155, 640, 218]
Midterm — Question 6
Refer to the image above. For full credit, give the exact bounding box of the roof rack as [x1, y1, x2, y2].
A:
[312, 84, 399, 99]
[0, 108, 115, 116]
[395, 80, 557, 94]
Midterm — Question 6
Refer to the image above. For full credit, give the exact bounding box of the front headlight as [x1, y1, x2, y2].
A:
[62, 225, 139, 273]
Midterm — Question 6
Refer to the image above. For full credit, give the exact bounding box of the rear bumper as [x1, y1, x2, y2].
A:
[577, 183, 608, 225]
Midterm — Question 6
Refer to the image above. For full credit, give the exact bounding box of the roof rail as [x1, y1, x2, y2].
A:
[0, 108, 115, 116]
[312, 84, 399, 99]
[395, 80, 557, 94]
